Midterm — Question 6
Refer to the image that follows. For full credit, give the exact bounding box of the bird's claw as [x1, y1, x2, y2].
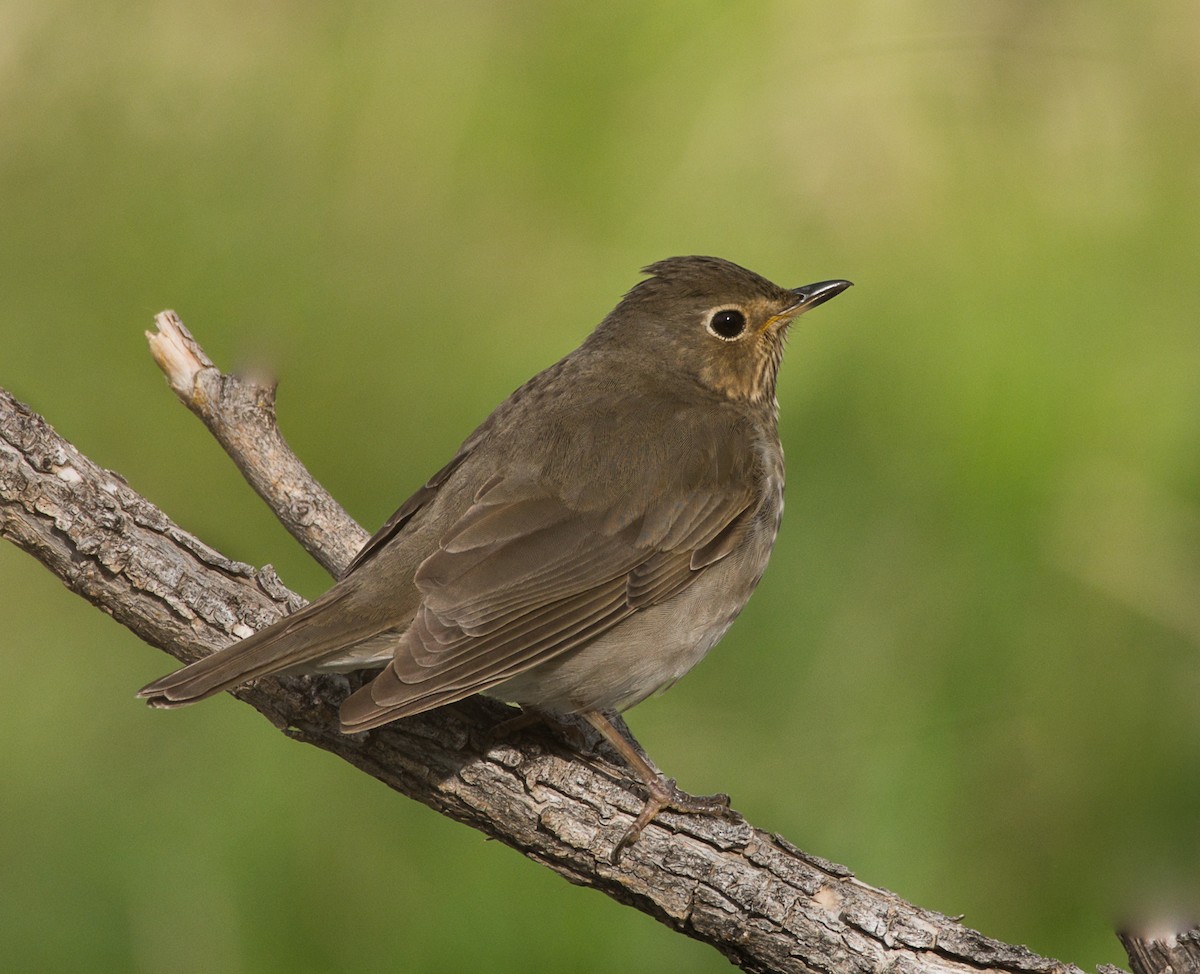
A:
[611, 779, 739, 863]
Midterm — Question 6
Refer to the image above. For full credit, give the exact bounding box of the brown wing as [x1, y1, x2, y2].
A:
[341, 449, 473, 577]
[339, 471, 759, 731]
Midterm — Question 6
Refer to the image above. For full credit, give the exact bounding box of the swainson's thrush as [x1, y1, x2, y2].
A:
[140, 256, 852, 855]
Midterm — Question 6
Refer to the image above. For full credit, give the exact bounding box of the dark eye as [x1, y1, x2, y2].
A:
[708, 308, 746, 340]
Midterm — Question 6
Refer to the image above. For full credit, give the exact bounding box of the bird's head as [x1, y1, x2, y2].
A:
[595, 255, 851, 403]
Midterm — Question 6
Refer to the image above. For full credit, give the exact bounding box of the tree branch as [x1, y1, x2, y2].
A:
[0, 313, 1192, 973]
[145, 311, 366, 577]
[1118, 928, 1200, 974]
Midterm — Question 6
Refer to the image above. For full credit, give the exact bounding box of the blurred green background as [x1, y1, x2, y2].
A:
[2, 1, 1198, 971]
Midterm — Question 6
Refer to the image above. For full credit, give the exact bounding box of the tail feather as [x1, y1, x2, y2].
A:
[138, 590, 364, 707]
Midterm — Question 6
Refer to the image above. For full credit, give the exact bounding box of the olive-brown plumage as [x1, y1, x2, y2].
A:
[139, 256, 851, 854]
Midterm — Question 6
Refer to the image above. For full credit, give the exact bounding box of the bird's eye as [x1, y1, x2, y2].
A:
[707, 308, 747, 341]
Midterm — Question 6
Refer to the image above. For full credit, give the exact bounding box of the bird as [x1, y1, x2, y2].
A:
[139, 256, 852, 856]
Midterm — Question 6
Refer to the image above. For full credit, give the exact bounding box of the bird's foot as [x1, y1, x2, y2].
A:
[572, 709, 742, 862]
[485, 707, 594, 752]
[485, 708, 543, 742]
[613, 775, 738, 863]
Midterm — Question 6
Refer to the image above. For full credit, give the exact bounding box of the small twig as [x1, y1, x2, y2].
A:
[147, 310, 367, 576]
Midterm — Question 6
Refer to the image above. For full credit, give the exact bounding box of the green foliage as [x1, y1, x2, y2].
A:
[2, 2, 1197, 970]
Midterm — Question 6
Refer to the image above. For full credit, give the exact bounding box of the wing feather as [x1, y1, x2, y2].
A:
[340, 471, 761, 731]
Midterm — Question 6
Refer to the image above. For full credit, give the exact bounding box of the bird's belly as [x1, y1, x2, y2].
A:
[489, 520, 777, 715]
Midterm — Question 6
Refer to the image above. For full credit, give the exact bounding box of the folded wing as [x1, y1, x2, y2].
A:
[340, 469, 760, 731]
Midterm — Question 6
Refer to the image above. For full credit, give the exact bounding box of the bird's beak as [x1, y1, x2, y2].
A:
[786, 279, 853, 316]
[761, 279, 852, 333]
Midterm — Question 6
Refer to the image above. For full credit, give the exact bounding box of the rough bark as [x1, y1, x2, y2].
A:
[1, 313, 1194, 973]
[1118, 929, 1200, 974]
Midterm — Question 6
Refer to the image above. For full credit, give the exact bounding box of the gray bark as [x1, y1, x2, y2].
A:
[1118, 930, 1200, 974]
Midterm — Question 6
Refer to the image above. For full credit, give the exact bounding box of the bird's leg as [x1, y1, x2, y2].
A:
[486, 706, 594, 752]
[485, 707, 545, 741]
[580, 709, 737, 862]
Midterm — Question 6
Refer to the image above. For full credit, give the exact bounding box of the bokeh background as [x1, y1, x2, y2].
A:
[2, 2, 1198, 971]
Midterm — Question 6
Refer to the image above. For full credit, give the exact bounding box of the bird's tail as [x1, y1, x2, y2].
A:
[138, 588, 378, 707]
